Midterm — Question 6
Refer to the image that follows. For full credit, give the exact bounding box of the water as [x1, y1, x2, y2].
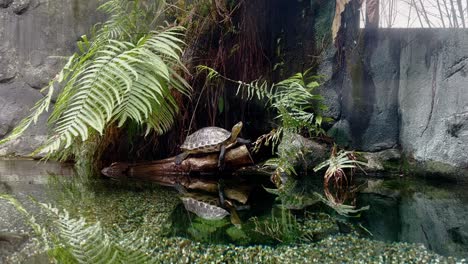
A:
[0, 159, 466, 263]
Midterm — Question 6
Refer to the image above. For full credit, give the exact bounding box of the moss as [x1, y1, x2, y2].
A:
[399, 154, 468, 181]
[380, 178, 453, 200]
[226, 226, 250, 245]
[381, 159, 401, 173]
[327, 125, 352, 147]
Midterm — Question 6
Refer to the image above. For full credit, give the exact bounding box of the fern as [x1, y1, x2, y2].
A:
[198, 66, 328, 136]
[0, 0, 191, 158]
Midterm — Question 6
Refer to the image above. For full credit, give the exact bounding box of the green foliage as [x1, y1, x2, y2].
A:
[198, 66, 329, 136]
[0, 195, 159, 263]
[314, 148, 367, 193]
[264, 155, 297, 179]
[250, 210, 342, 244]
[0, 0, 190, 159]
[314, 149, 367, 174]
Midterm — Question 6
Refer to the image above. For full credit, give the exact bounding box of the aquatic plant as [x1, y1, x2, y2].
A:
[314, 146, 367, 205]
[251, 210, 350, 245]
[250, 209, 301, 244]
[0, 0, 190, 160]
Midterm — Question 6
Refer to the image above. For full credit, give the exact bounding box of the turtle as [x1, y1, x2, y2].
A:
[175, 121, 250, 169]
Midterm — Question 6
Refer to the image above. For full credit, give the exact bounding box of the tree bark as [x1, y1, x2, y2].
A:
[436, 0, 447, 28]
[100, 145, 254, 203]
[450, 0, 460, 27]
[456, 0, 466, 28]
[132, 145, 252, 174]
[366, 0, 380, 28]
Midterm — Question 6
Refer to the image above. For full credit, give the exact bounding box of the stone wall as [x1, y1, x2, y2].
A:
[0, 0, 101, 156]
[399, 30, 468, 173]
[326, 29, 468, 174]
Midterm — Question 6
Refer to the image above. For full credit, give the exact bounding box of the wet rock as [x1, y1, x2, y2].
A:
[361, 148, 401, 173]
[449, 225, 468, 245]
[399, 30, 468, 175]
[0, 0, 103, 157]
[317, 48, 341, 122]
[277, 132, 329, 172]
[0, 0, 13, 8]
[327, 119, 352, 147]
[11, 0, 30, 14]
[337, 30, 400, 152]
[0, 82, 48, 156]
[0, 232, 29, 261]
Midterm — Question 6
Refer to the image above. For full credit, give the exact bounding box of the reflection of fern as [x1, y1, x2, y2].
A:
[251, 209, 300, 244]
[1, 196, 158, 263]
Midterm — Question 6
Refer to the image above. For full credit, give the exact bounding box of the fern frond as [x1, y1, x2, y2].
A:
[199, 66, 326, 135]
[34, 26, 189, 156]
[0, 0, 189, 159]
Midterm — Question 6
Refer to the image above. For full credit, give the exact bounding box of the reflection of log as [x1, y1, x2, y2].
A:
[101, 145, 254, 203]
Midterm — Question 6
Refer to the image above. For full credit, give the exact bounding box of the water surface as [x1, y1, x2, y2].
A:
[0, 160, 466, 263]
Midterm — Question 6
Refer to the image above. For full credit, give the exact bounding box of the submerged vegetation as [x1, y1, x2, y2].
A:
[1, 179, 465, 263]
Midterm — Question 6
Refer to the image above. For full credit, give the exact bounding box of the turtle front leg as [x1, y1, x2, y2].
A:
[218, 145, 226, 170]
[175, 152, 190, 165]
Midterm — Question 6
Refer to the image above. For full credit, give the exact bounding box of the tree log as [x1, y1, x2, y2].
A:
[101, 145, 254, 203]
[130, 145, 253, 175]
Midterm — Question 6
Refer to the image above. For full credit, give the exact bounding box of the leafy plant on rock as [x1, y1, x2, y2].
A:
[0, 0, 190, 160]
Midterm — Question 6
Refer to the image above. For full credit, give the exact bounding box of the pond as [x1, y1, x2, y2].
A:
[0, 160, 466, 263]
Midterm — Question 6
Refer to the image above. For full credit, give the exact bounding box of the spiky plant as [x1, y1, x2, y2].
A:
[313, 146, 367, 206]
[0, 0, 190, 160]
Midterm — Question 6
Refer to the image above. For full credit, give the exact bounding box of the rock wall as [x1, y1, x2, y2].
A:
[399, 30, 468, 173]
[329, 29, 401, 152]
[0, 0, 101, 156]
[326, 28, 468, 174]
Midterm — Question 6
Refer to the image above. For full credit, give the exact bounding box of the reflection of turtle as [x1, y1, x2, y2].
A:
[181, 196, 230, 220]
[175, 122, 250, 169]
[176, 185, 244, 227]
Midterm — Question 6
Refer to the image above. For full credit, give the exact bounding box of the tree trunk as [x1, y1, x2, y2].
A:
[100, 145, 254, 203]
[366, 0, 380, 28]
[450, 0, 460, 27]
[456, 0, 466, 28]
[436, 0, 447, 28]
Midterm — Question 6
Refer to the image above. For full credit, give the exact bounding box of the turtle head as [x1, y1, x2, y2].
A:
[231, 121, 243, 139]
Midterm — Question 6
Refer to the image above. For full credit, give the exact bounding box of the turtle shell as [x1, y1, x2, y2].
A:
[181, 127, 231, 152]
